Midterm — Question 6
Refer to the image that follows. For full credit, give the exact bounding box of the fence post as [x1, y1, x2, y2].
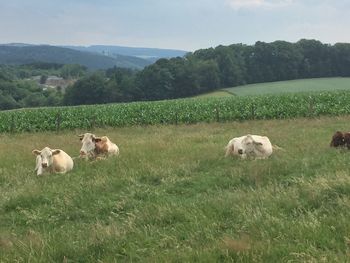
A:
[175, 111, 178, 125]
[251, 104, 255, 119]
[308, 98, 314, 117]
[90, 115, 96, 130]
[215, 106, 220, 122]
[56, 112, 61, 132]
[10, 115, 15, 133]
[139, 109, 144, 125]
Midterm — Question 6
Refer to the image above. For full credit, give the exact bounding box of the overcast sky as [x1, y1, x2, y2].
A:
[0, 0, 349, 51]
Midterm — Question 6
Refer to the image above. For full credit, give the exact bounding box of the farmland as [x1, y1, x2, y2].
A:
[226, 77, 350, 96]
[196, 77, 350, 97]
[2, 90, 350, 133]
[195, 90, 233, 98]
[1, 116, 350, 262]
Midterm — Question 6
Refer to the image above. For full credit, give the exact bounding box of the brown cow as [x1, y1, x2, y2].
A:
[330, 131, 350, 149]
[78, 133, 119, 160]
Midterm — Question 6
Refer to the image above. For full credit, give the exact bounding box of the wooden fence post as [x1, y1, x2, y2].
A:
[10, 115, 15, 133]
[251, 104, 255, 119]
[90, 115, 96, 130]
[215, 106, 220, 122]
[308, 98, 314, 117]
[139, 109, 144, 125]
[56, 112, 61, 132]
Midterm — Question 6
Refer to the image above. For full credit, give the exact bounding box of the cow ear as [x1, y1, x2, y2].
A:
[52, 149, 61, 155]
[32, 150, 41, 155]
[253, 141, 263, 146]
[78, 134, 84, 140]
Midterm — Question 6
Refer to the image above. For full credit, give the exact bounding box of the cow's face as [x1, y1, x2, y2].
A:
[240, 135, 262, 155]
[32, 147, 60, 168]
[78, 133, 101, 157]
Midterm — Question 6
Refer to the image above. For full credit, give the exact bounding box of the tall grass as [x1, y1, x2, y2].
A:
[1, 116, 350, 262]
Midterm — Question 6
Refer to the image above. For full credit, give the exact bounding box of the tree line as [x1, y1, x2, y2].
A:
[64, 39, 350, 105]
[2, 39, 350, 109]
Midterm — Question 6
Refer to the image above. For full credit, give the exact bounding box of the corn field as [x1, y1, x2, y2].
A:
[1, 91, 350, 133]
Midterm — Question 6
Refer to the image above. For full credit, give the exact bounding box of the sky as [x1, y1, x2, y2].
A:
[0, 0, 349, 51]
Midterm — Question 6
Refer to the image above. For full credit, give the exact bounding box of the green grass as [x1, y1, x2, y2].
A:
[195, 90, 233, 98]
[2, 116, 350, 262]
[199, 77, 350, 97]
[226, 77, 350, 96]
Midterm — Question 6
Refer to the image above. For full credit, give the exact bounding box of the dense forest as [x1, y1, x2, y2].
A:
[1, 39, 350, 110]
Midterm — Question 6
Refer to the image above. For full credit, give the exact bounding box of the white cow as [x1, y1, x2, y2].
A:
[78, 133, 119, 160]
[32, 147, 74, 176]
[225, 134, 273, 159]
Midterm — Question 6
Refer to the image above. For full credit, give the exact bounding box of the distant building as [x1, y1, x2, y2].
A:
[31, 75, 76, 91]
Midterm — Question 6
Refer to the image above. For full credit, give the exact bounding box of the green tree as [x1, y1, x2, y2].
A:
[0, 92, 19, 110]
[137, 61, 174, 100]
[297, 39, 335, 78]
[40, 75, 48, 84]
[194, 59, 220, 92]
[64, 73, 109, 105]
[61, 64, 87, 79]
[333, 43, 350, 77]
[21, 93, 46, 107]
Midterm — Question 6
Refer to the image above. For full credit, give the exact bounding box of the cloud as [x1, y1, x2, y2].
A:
[227, 0, 294, 10]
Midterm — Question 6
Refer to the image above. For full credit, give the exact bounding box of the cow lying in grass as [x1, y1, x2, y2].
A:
[78, 133, 119, 160]
[32, 147, 74, 176]
[330, 131, 350, 149]
[225, 134, 274, 159]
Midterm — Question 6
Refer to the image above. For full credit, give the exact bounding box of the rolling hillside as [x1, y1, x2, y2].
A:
[197, 77, 350, 98]
[0, 45, 152, 70]
[225, 77, 350, 96]
[65, 45, 188, 62]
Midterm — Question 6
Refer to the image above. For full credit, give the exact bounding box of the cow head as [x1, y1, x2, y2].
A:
[330, 131, 345, 147]
[32, 147, 61, 170]
[78, 133, 102, 158]
[94, 136, 109, 154]
[239, 135, 263, 155]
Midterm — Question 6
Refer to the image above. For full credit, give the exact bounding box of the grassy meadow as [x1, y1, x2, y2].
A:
[1, 116, 350, 262]
[226, 77, 350, 96]
[197, 77, 350, 97]
[195, 90, 233, 98]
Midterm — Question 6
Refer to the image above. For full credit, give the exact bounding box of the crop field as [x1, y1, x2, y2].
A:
[2, 90, 350, 133]
[195, 90, 233, 98]
[1, 115, 350, 262]
[224, 77, 350, 96]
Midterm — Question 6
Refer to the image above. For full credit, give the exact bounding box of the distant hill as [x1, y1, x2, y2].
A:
[64, 45, 188, 62]
[0, 44, 153, 70]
